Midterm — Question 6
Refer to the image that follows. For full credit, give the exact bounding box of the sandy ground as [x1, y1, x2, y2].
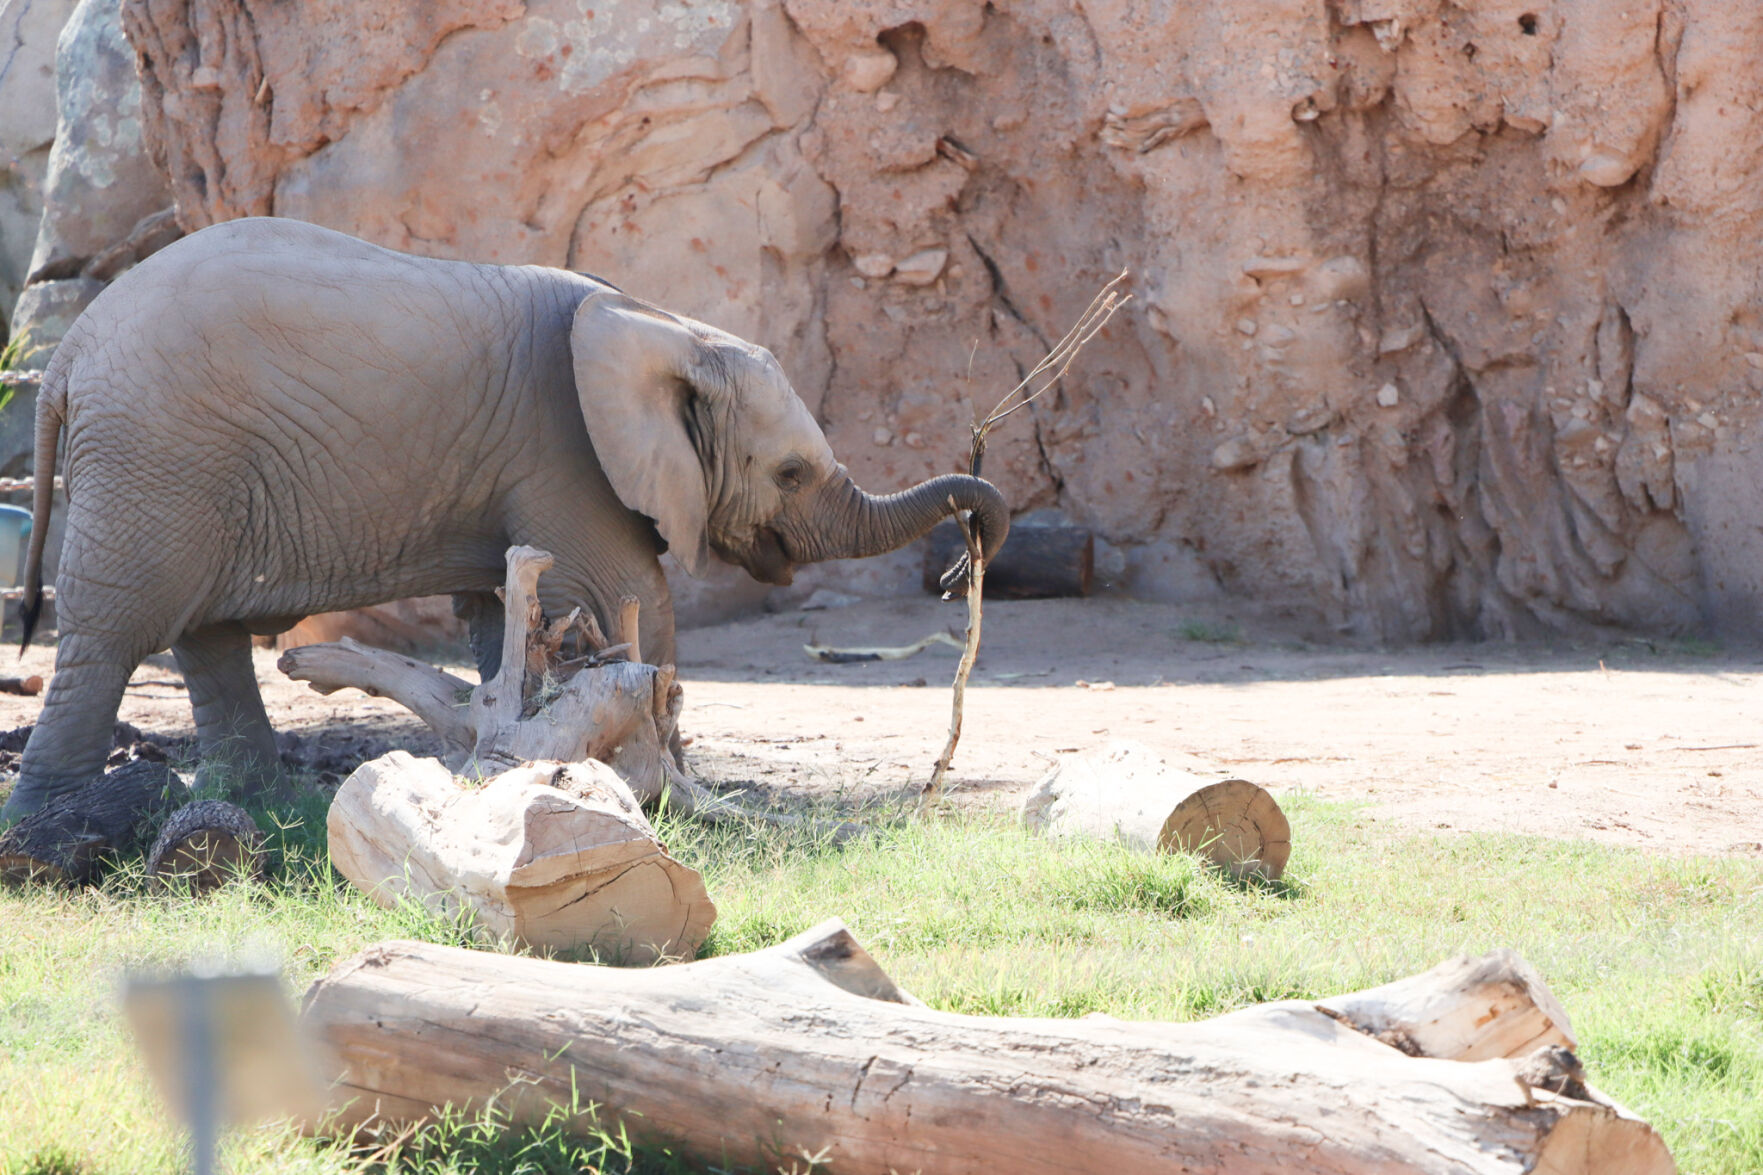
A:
[3, 596, 1761, 858]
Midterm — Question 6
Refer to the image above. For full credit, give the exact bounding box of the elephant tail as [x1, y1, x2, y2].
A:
[18, 355, 66, 653]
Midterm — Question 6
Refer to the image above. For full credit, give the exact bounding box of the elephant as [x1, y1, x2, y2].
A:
[0, 217, 1008, 821]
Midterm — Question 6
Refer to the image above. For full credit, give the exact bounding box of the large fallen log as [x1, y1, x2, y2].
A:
[0, 761, 188, 885]
[1020, 741, 1291, 879]
[304, 921, 1674, 1174]
[327, 753, 714, 961]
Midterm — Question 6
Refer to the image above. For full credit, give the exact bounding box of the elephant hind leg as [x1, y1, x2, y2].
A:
[3, 631, 146, 820]
[172, 622, 283, 799]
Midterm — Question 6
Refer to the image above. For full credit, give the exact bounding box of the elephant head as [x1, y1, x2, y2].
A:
[571, 292, 1008, 586]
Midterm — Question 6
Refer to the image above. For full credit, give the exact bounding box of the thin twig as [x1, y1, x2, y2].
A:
[923, 503, 984, 810]
[970, 270, 1132, 471]
[923, 271, 1131, 809]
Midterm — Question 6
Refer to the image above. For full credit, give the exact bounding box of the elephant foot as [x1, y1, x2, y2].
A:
[0, 777, 69, 825]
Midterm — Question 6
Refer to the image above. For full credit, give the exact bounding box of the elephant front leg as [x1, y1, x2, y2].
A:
[172, 622, 284, 799]
[3, 632, 141, 821]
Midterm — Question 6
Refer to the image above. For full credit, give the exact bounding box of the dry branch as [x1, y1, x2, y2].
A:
[304, 923, 1674, 1174]
[926, 273, 1131, 804]
[923, 507, 983, 809]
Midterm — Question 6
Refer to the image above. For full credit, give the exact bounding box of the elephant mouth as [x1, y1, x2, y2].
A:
[743, 527, 795, 586]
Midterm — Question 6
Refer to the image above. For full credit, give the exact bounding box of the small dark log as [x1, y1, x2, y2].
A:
[923, 521, 1093, 598]
[146, 800, 264, 893]
[0, 761, 189, 885]
[0, 675, 43, 696]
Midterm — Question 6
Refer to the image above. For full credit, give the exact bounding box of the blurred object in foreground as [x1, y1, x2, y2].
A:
[122, 970, 321, 1175]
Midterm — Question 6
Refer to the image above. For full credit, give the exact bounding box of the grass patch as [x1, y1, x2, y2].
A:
[1, 790, 1758, 1173]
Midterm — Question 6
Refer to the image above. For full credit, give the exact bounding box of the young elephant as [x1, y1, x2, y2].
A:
[0, 218, 1007, 820]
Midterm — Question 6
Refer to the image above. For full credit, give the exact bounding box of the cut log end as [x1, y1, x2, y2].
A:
[1160, 778, 1292, 880]
[1022, 742, 1292, 880]
[146, 800, 265, 893]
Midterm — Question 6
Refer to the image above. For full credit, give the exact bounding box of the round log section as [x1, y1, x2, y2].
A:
[1021, 741, 1291, 879]
[145, 799, 265, 893]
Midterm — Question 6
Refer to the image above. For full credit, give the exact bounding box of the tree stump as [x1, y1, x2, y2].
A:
[1020, 741, 1291, 879]
[0, 760, 188, 885]
[279, 546, 685, 801]
[145, 799, 264, 893]
[281, 547, 719, 956]
[303, 922, 1674, 1174]
[280, 545, 851, 835]
[327, 753, 714, 960]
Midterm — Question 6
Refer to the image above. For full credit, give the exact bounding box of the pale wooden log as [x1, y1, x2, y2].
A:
[1318, 948, 1575, 1062]
[146, 799, 264, 893]
[303, 922, 1674, 1175]
[0, 761, 188, 885]
[1021, 740, 1291, 879]
[326, 751, 714, 961]
[278, 639, 476, 753]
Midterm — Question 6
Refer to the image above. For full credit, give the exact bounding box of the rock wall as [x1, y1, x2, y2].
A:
[28, 0, 1763, 638]
[0, 0, 80, 338]
[5, 0, 175, 356]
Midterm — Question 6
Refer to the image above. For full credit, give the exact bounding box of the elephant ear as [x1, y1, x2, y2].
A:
[571, 291, 715, 576]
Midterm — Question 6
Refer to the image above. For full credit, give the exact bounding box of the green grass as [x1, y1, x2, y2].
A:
[1, 791, 1759, 1174]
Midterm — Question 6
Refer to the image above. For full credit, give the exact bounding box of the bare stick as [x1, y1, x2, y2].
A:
[617, 596, 642, 666]
[971, 270, 1132, 471]
[924, 272, 1130, 805]
[923, 505, 984, 810]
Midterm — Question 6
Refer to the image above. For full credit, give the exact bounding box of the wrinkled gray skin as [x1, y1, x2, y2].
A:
[0, 218, 1008, 820]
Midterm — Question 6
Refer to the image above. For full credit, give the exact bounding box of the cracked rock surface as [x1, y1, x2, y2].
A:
[14, 0, 1763, 636]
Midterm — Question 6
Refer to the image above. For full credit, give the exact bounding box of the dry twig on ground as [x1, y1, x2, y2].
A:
[923, 272, 1131, 809]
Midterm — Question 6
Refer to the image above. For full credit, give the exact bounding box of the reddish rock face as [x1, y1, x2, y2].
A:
[102, 0, 1763, 638]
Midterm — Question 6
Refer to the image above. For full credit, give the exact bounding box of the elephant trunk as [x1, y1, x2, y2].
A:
[798, 473, 1010, 567]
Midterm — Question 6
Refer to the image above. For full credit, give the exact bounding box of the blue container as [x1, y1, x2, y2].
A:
[0, 504, 32, 590]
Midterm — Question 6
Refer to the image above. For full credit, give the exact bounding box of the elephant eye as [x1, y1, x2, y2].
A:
[774, 459, 806, 491]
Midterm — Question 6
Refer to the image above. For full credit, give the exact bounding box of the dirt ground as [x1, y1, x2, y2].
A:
[3, 596, 1761, 858]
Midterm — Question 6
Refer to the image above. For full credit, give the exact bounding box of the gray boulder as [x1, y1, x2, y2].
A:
[8, 0, 174, 354]
[0, 0, 81, 335]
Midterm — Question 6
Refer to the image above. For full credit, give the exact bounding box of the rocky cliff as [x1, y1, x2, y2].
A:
[10, 0, 1763, 639]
